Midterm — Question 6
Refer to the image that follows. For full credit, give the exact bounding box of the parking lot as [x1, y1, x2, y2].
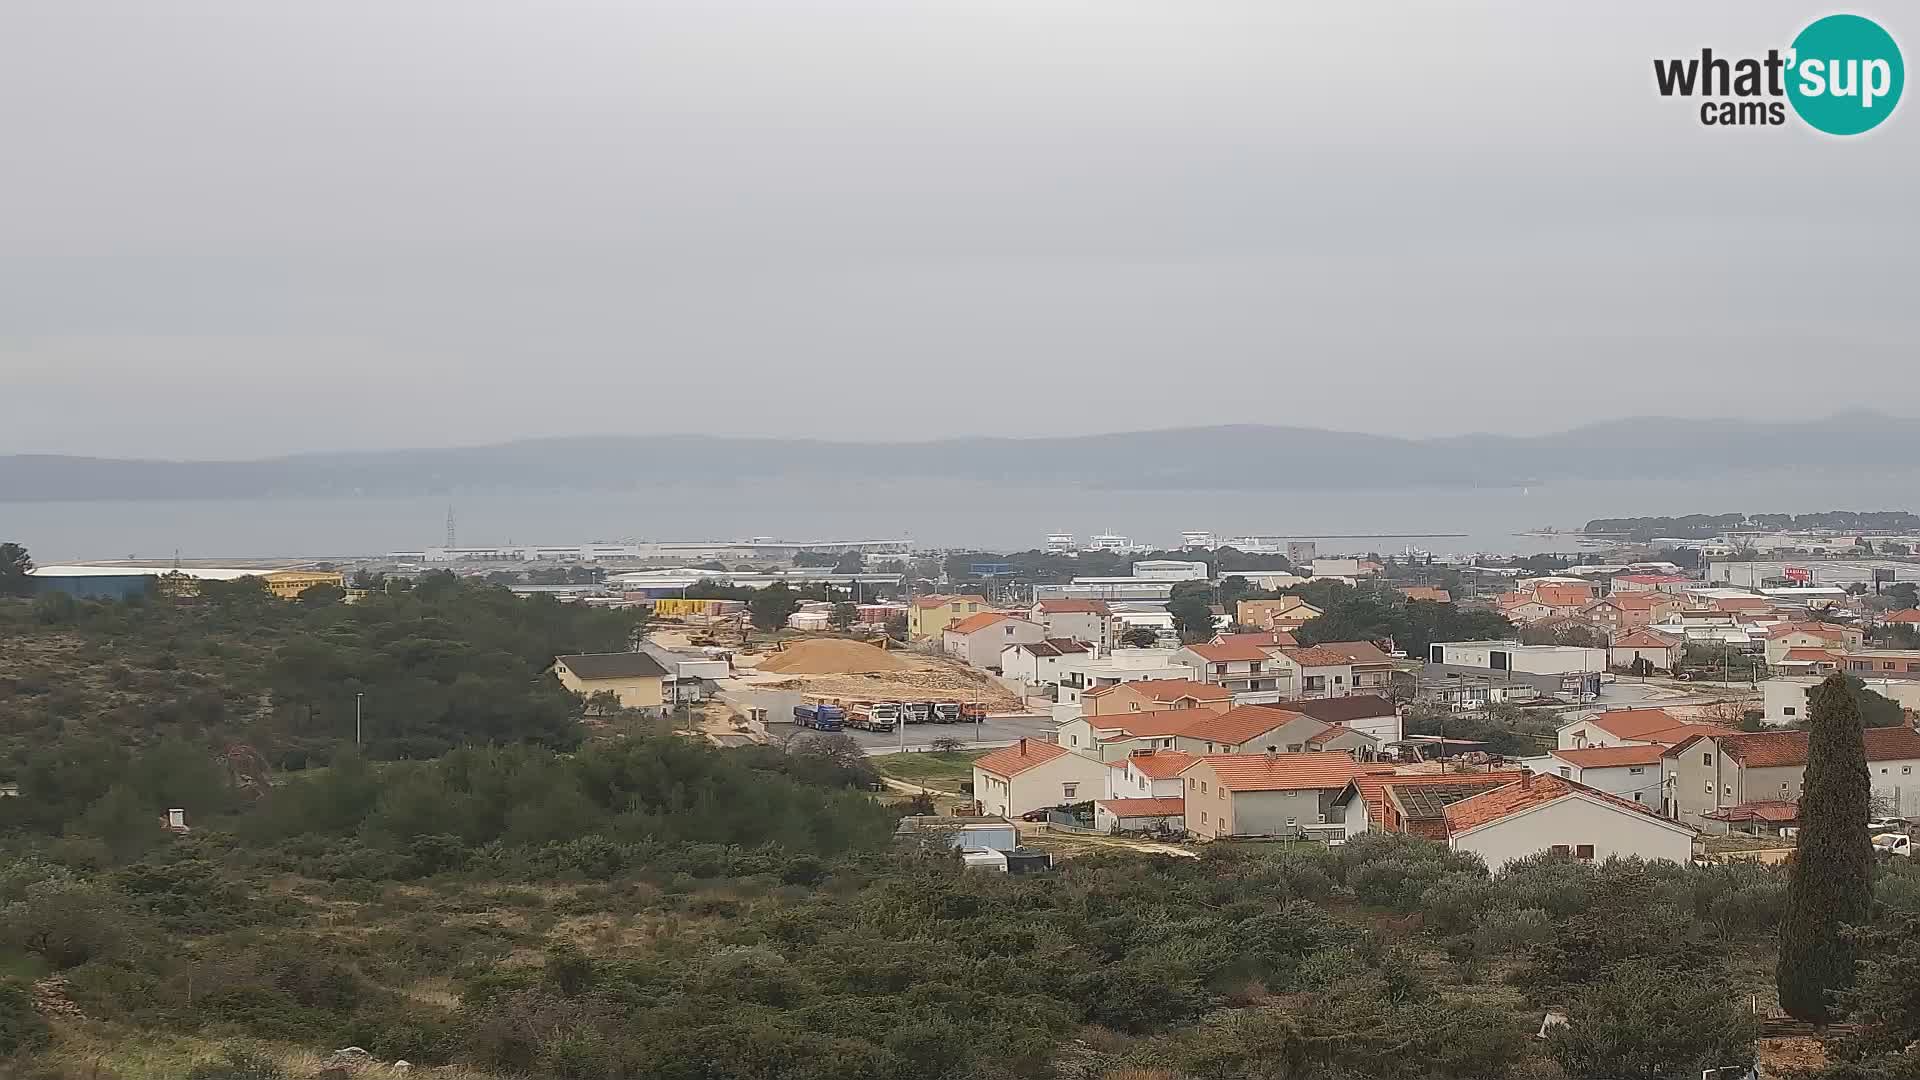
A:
[838, 713, 1055, 754]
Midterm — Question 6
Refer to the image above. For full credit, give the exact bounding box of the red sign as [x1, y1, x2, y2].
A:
[1785, 566, 1810, 583]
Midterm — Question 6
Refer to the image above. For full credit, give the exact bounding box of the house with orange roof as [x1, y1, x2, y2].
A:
[1775, 647, 1842, 675]
[1532, 583, 1596, 613]
[907, 594, 992, 640]
[1762, 621, 1864, 664]
[1173, 640, 1301, 703]
[1397, 586, 1452, 604]
[1664, 725, 1920, 828]
[1439, 771, 1695, 869]
[1607, 627, 1685, 673]
[1556, 707, 1735, 751]
[1211, 629, 1300, 651]
[1170, 705, 1376, 758]
[1180, 751, 1381, 839]
[1610, 573, 1695, 594]
[1281, 641, 1395, 697]
[1082, 678, 1233, 717]
[970, 738, 1113, 818]
[1883, 609, 1920, 626]
[1104, 747, 1197, 800]
[1332, 770, 1527, 840]
[942, 612, 1044, 670]
[1235, 596, 1323, 632]
[1582, 591, 1679, 632]
[1057, 706, 1226, 759]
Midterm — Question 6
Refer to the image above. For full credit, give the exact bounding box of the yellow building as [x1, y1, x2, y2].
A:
[262, 570, 347, 600]
[907, 594, 992, 640]
[552, 652, 669, 713]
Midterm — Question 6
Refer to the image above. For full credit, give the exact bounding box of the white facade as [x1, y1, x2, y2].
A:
[1312, 558, 1362, 577]
[1053, 649, 1189, 707]
[944, 618, 1045, 670]
[1518, 753, 1664, 807]
[972, 752, 1112, 818]
[1131, 560, 1209, 581]
[1428, 640, 1607, 676]
[1030, 607, 1114, 651]
[1764, 675, 1920, 725]
[1450, 793, 1695, 871]
[999, 642, 1084, 688]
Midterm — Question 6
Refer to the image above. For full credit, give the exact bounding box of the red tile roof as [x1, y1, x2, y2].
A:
[1290, 694, 1398, 724]
[1083, 678, 1231, 703]
[946, 612, 1013, 635]
[1179, 706, 1311, 747]
[1550, 744, 1668, 768]
[1706, 726, 1920, 769]
[1535, 584, 1594, 608]
[1398, 586, 1452, 603]
[1188, 752, 1381, 792]
[1781, 647, 1842, 662]
[1214, 630, 1299, 649]
[1443, 772, 1673, 834]
[1091, 707, 1227, 739]
[1184, 640, 1276, 663]
[1885, 610, 1920, 624]
[1610, 593, 1672, 610]
[1122, 749, 1196, 778]
[1284, 641, 1393, 667]
[1096, 796, 1187, 817]
[1579, 708, 1682, 740]
[1767, 621, 1857, 640]
[1010, 638, 1090, 658]
[1035, 599, 1112, 615]
[1611, 628, 1681, 649]
[972, 738, 1071, 778]
[1702, 801, 1799, 824]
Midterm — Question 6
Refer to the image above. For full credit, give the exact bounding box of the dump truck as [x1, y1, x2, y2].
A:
[932, 702, 964, 724]
[794, 702, 845, 732]
[849, 702, 900, 733]
[903, 702, 932, 725]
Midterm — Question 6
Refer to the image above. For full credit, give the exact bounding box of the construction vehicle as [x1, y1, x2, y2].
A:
[960, 702, 989, 724]
[849, 702, 900, 732]
[794, 702, 846, 732]
[932, 702, 964, 724]
[903, 702, 932, 725]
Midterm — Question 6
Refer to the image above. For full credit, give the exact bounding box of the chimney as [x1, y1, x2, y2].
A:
[1265, 746, 1279, 762]
[1520, 769, 1533, 790]
[1019, 738, 1028, 756]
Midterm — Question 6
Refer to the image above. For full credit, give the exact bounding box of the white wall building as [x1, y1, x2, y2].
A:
[1517, 746, 1668, 808]
[1131, 560, 1209, 581]
[1444, 774, 1696, 871]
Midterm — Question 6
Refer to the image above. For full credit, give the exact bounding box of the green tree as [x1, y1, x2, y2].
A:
[1546, 960, 1758, 1080]
[1886, 582, 1919, 608]
[832, 551, 864, 574]
[1167, 582, 1215, 644]
[829, 602, 857, 631]
[750, 582, 803, 631]
[0, 979, 51, 1055]
[1121, 625, 1159, 648]
[1778, 674, 1874, 1022]
[883, 613, 908, 641]
[0, 542, 31, 597]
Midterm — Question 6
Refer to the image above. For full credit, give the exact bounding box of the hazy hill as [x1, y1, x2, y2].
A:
[2, 411, 1913, 501]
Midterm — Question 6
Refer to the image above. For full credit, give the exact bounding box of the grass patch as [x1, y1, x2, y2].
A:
[870, 749, 985, 791]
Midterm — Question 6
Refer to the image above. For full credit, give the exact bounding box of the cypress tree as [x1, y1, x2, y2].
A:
[1776, 673, 1873, 1021]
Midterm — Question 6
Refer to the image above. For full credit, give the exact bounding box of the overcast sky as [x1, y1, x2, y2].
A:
[3, 1, 1915, 458]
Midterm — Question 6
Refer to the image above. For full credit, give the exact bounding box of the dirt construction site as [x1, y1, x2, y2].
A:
[732, 637, 1025, 711]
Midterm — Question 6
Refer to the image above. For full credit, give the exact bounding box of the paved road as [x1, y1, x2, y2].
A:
[838, 714, 1055, 755]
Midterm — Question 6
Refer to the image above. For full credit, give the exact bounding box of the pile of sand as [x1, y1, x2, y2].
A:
[754, 638, 910, 675]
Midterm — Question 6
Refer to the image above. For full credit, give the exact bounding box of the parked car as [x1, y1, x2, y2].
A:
[1019, 807, 1053, 822]
[1873, 832, 1913, 858]
[1869, 816, 1907, 833]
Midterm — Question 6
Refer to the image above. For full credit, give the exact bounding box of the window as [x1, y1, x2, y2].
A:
[1551, 844, 1571, 855]
[1063, 783, 1077, 799]
[1634, 792, 1644, 802]
[1334, 675, 1344, 685]
[1213, 663, 1227, 675]
[1317, 814, 1327, 823]
[1218, 788, 1225, 801]
[1888, 662, 1898, 671]
[1201, 811, 1208, 824]
[1905, 766, 1913, 776]
[1704, 781, 1714, 793]
[1628, 766, 1644, 775]
[1576, 844, 1595, 861]
[1286, 790, 1298, 798]
[1188, 778, 1195, 789]
[1201, 781, 1207, 793]
[1784, 707, 1796, 716]
[1557, 767, 1571, 778]
[1304, 676, 1326, 691]
[1724, 784, 1734, 796]
[1285, 817, 1296, 827]
[1069, 735, 1077, 746]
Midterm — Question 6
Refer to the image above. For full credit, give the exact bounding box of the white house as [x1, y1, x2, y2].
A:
[970, 738, 1113, 817]
[1556, 707, 1728, 751]
[1131, 560, 1209, 581]
[1607, 628, 1685, 673]
[1104, 748, 1196, 799]
[1280, 641, 1395, 697]
[1441, 773, 1696, 870]
[1029, 599, 1116, 651]
[943, 613, 1045, 670]
[1174, 641, 1299, 703]
[1289, 694, 1404, 743]
[999, 639, 1091, 689]
[1517, 745, 1667, 808]
[1763, 675, 1920, 725]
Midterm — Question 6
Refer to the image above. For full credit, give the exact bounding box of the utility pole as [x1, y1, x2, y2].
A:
[355, 692, 364, 746]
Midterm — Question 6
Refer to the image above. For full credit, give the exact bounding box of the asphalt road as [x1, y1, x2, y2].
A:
[838, 713, 1055, 755]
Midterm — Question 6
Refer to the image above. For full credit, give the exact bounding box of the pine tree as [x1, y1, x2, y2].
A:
[1776, 673, 1873, 1021]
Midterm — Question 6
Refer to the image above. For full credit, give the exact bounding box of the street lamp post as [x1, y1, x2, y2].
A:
[355, 692, 364, 747]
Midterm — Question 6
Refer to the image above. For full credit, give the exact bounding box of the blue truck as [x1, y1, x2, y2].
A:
[794, 702, 845, 732]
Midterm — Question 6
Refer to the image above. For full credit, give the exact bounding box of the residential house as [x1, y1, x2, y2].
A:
[1174, 641, 1299, 703]
[1498, 597, 1560, 624]
[943, 613, 1045, 670]
[1282, 641, 1395, 697]
[1398, 586, 1452, 604]
[971, 738, 1113, 818]
[1180, 752, 1376, 839]
[1211, 629, 1300, 651]
[907, 594, 993, 640]
[1440, 772, 1696, 869]
[1082, 678, 1233, 717]
[1104, 747, 1196, 799]
[1057, 707, 1222, 760]
[1608, 628, 1685, 672]
[1842, 648, 1920, 678]
[1883, 609, 1920, 627]
[552, 652, 669, 714]
[1093, 797, 1186, 834]
[1519, 745, 1667, 807]
[1684, 588, 1779, 615]
[1582, 591, 1678, 633]
[1664, 726, 1920, 827]
[1762, 674, 1920, 725]
[1236, 596, 1323, 631]
[1029, 599, 1116, 651]
[1557, 707, 1734, 751]
[1053, 650, 1191, 709]
[1171, 706, 1368, 757]
[1289, 694, 1404, 743]
[1775, 648, 1843, 676]
[1764, 622, 1866, 665]
[1334, 770, 1526, 839]
[1533, 583, 1596, 613]
[999, 639, 1091, 689]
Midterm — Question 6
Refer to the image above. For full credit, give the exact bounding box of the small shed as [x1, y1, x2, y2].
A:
[1093, 797, 1186, 834]
[962, 849, 1009, 872]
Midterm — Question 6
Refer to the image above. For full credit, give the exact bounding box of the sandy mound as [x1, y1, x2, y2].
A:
[754, 638, 910, 675]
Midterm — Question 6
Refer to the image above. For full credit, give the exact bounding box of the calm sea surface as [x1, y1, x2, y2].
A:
[5, 470, 1914, 563]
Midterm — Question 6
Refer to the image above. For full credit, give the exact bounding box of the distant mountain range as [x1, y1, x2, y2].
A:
[2, 411, 1914, 501]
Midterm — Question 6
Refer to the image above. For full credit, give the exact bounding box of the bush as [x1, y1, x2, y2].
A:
[0, 979, 51, 1055]
[184, 1051, 285, 1080]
